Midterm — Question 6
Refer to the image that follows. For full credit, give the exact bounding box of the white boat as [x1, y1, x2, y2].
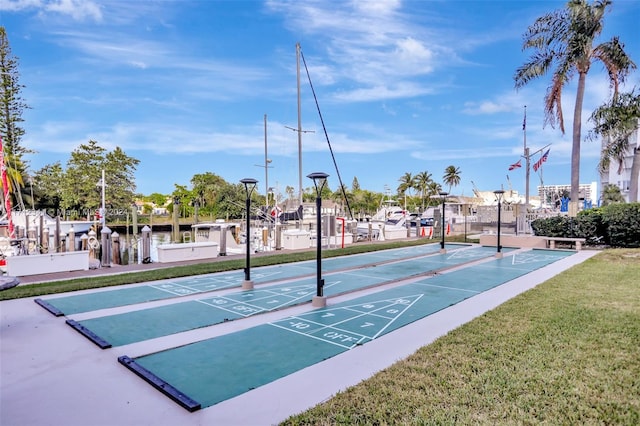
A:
[9, 210, 94, 237]
[191, 220, 245, 255]
[0, 210, 94, 272]
[357, 199, 410, 241]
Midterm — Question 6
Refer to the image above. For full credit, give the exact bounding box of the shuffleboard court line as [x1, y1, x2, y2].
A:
[268, 321, 369, 350]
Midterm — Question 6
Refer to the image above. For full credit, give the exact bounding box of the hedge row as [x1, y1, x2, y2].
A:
[530, 203, 640, 248]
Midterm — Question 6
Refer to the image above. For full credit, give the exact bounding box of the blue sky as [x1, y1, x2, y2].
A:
[1, 0, 639, 201]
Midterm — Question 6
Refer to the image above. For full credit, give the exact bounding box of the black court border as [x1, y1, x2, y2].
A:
[118, 355, 201, 412]
[34, 298, 64, 316]
[66, 319, 112, 349]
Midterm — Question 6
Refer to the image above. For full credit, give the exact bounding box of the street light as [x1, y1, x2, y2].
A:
[241, 177, 258, 289]
[494, 189, 505, 258]
[439, 191, 448, 253]
[307, 172, 329, 307]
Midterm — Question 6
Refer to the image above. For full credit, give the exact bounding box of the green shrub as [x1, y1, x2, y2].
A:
[600, 203, 640, 248]
[531, 203, 640, 248]
[575, 207, 605, 244]
[531, 215, 568, 237]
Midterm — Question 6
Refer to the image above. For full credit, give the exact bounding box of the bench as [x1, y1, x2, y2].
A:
[542, 236, 586, 250]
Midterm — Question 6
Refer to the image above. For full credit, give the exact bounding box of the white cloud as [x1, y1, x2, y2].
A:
[267, 0, 451, 101]
[45, 0, 102, 21]
[462, 100, 512, 115]
[0, 0, 102, 21]
[0, 0, 42, 12]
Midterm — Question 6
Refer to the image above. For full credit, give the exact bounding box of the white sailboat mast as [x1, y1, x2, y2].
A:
[296, 42, 303, 206]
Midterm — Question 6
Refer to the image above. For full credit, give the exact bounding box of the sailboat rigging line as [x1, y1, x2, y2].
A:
[299, 48, 353, 220]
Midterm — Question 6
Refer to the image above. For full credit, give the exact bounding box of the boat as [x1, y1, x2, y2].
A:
[0, 136, 95, 275]
[9, 210, 94, 236]
[357, 196, 411, 241]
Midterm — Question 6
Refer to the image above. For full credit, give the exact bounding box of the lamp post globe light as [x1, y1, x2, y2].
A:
[241, 178, 258, 289]
[494, 189, 505, 258]
[439, 191, 448, 253]
[307, 172, 329, 308]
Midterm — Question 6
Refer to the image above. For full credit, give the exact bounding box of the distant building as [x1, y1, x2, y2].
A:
[537, 182, 598, 209]
[600, 121, 639, 203]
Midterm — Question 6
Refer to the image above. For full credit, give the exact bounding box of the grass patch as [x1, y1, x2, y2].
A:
[280, 248, 640, 425]
[0, 237, 476, 301]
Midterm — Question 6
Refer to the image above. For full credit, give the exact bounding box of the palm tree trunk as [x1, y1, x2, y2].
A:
[570, 71, 587, 216]
[629, 145, 640, 203]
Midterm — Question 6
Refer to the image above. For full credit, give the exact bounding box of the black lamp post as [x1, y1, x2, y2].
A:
[439, 191, 448, 253]
[241, 178, 258, 289]
[494, 189, 505, 257]
[307, 172, 329, 307]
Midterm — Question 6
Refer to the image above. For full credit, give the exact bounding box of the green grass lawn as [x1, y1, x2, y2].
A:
[280, 249, 640, 425]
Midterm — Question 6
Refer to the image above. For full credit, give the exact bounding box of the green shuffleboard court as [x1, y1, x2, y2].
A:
[68, 245, 496, 348]
[36, 242, 467, 316]
[120, 249, 575, 411]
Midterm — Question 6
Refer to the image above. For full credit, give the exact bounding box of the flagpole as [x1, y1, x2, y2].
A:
[524, 106, 530, 211]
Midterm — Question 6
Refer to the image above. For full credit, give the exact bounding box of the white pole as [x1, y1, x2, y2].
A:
[296, 42, 302, 207]
[264, 114, 269, 212]
[101, 169, 106, 224]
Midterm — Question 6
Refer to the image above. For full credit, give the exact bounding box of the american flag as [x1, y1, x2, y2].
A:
[533, 149, 550, 172]
[508, 159, 522, 171]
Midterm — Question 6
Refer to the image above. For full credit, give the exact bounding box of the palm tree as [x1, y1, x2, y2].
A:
[0, 148, 25, 210]
[397, 172, 415, 200]
[443, 165, 461, 194]
[414, 171, 433, 211]
[601, 183, 626, 205]
[514, 0, 636, 215]
[285, 185, 295, 208]
[426, 181, 442, 207]
[589, 90, 640, 202]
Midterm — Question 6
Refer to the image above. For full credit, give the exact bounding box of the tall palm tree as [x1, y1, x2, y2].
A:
[397, 172, 415, 200]
[589, 90, 640, 202]
[414, 171, 433, 211]
[443, 165, 461, 194]
[514, 0, 636, 215]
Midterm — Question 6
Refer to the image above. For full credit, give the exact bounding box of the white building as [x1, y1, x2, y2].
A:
[536, 182, 598, 209]
[600, 121, 640, 203]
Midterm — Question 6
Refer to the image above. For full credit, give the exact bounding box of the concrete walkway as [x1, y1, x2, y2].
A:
[0, 248, 598, 426]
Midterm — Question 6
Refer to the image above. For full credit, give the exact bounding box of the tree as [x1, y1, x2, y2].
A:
[514, 0, 636, 215]
[169, 184, 191, 217]
[32, 162, 64, 211]
[145, 193, 168, 208]
[601, 183, 626, 205]
[285, 185, 295, 208]
[588, 90, 640, 202]
[190, 172, 227, 215]
[104, 146, 139, 208]
[443, 165, 461, 194]
[397, 172, 415, 198]
[0, 26, 31, 210]
[351, 176, 361, 192]
[426, 181, 442, 207]
[60, 140, 139, 216]
[414, 171, 433, 211]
